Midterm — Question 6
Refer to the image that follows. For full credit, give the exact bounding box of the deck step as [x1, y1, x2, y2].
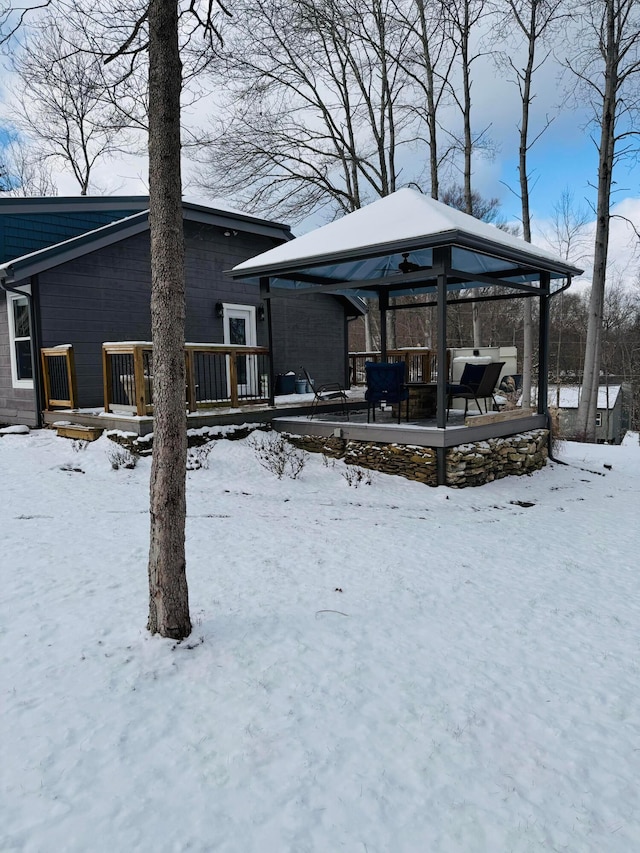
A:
[56, 424, 104, 441]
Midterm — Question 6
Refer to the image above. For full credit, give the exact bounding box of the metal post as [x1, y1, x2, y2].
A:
[261, 277, 276, 406]
[538, 273, 550, 416]
[434, 249, 450, 486]
[378, 289, 389, 360]
[434, 250, 449, 431]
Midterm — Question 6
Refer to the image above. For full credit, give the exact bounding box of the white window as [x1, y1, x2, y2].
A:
[7, 293, 34, 388]
[595, 412, 602, 428]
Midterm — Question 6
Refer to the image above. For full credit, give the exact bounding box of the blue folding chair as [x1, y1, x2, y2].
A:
[365, 361, 409, 423]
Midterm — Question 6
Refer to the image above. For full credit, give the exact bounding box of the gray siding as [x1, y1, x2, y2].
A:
[270, 291, 349, 388]
[0, 292, 38, 426]
[2, 220, 350, 417]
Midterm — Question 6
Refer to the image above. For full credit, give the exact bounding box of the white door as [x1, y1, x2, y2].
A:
[223, 304, 257, 397]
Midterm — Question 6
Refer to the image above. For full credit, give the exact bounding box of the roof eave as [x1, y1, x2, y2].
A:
[454, 232, 583, 278]
[0, 204, 293, 283]
[0, 215, 151, 283]
[182, 200, 292, 236]
[230, 227, 584, 282]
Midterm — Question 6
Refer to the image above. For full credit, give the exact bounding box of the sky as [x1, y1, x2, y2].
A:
[2, 426, 640, 851]
[0, 21, 638, 286]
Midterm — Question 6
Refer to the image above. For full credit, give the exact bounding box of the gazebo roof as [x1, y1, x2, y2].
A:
[230, 188, 583, 299]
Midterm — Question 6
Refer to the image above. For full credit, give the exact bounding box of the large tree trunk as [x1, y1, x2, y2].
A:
[146, 0, 191, 639]
[575, 0, 617, 442]
[461, 0, 482, 348]
[518, 1, 536, 410]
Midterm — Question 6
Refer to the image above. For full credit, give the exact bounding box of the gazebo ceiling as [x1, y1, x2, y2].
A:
[230, 188, 583, 299]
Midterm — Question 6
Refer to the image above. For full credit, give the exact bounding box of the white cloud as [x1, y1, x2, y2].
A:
[533, 197, 640, 291]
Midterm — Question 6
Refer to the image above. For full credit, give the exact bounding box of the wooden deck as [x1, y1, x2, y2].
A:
[42, 382, 545, 449]
[41, 395, 360, 436]
[273, 408, 546, 448]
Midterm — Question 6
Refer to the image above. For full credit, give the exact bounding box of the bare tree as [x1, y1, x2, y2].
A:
[442, 0, 494, 214]
[142, 0, 191, 638]
[0, 159, 10, 191]
[197, 0, 414, 351]
[497, 0, 565, 408]
[441, 0, 496, 347]
[544, 188, 591, 400]
[99, 0, 228, 638]
[389, 0, 455, 198]
[196, 0, 413, 223]
[2, 0, 228, 640]
[440, 183, 503, 223]
[544, 188, 591, 261]
[566, 0, 640, 441]
[9, 18, 132, 195]
[0, 131, 57, 195]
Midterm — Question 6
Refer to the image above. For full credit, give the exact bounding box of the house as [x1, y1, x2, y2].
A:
[0, 196, 364, 427]
[548, 384, 631, 445]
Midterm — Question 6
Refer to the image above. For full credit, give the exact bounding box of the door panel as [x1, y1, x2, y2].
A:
[223, 305, 257, 397]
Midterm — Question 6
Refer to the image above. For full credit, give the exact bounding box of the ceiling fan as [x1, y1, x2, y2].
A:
[398, 253, 422, 274]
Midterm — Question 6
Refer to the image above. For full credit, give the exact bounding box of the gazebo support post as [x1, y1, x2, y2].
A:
[434, 248, 450, 485]
[435, 251, 449, 431]
[378, 289, 389, 360]
[537, 273, 551, 416]
[260, 276, 276, 407]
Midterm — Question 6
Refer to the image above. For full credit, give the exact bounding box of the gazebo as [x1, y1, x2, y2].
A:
[230, 189, 583, 485]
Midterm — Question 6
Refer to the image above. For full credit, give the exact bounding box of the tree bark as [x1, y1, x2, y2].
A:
[575, 0, 617, 442]
[458, 0, 482, 347]
[518, 0, 537, 410]
[146, 0, 191, 639]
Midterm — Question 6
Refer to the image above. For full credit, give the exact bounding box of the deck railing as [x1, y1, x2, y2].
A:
[41, 345, 78, 409]
[102, 342, 271, 416]
[349, 348, 450, 385]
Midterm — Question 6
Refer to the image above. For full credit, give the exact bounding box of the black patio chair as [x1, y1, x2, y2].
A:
[301, 366, 349, 420]
[447, 361, 505, 419]
[365, 361, 409, 423]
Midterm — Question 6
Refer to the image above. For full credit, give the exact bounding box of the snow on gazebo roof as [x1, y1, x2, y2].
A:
[230, 188, 582, 294]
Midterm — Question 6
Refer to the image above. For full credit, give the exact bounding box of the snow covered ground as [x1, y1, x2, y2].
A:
[1, 428, 639, 852]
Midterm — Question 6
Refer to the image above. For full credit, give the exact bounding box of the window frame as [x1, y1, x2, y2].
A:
[595, 411, 602, 428]
[6, 291, 34, 389]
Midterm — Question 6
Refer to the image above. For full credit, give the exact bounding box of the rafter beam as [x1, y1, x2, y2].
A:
[447, 267, 545, 294]
[265, 264, 445, 297]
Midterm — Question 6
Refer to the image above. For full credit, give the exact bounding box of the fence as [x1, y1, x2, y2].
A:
[102, 342, 271, 416]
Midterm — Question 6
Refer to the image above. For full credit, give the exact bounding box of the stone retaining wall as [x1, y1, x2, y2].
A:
[106, 423, 267, 455]
[287, 429, 549, 488]
[445, 430, 548, 487]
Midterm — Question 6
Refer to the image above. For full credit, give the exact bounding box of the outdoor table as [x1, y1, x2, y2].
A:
[406, 382, 438, 419]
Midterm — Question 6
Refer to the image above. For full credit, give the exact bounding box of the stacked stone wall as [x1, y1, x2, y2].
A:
[445, 430, 548, 487]
[106, 424, 549, 488]
[288, 429, 548, 488]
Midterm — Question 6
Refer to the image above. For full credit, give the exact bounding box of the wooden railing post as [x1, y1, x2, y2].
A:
[102, 346, 112, 413]
[132, 344, 147, 416]
[228, 348, 238, 408]
[185, 348, 196, 412]
[41, 350, 53, 411]
[421, 352, 431, 382]
[66, 347, 78, 409]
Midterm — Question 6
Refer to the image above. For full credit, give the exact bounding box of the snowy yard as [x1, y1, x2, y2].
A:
[1, 427, 639, 852]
